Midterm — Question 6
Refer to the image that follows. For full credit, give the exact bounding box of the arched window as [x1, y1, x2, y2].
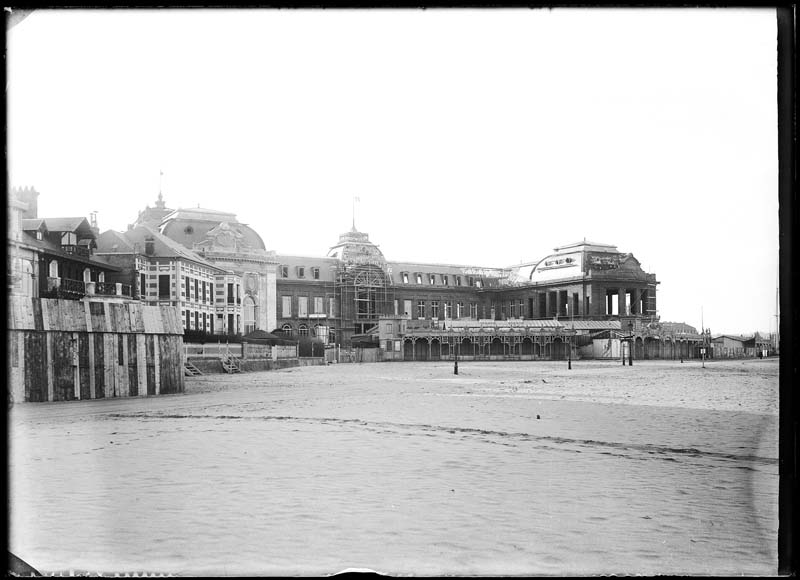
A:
[243, 295, 256, 335]
[281, 323, 293, 335]
[298, 324, 309, 336]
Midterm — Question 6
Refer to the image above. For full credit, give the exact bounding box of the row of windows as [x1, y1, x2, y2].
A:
[181, 310, 241, 334]
[280, 265, 321, 280]
[402, 300, 479, 319]
[280, 323, 333, 340]
[399, 272, 482, 288]
[281, 295, 335, 318]
[146, 273, 242, 305]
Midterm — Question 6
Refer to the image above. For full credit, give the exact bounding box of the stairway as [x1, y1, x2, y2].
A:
[184, 361, 204, 376]
[221, 355, 242, 374]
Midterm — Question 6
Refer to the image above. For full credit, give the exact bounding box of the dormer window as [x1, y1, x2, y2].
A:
[455, 276, 461, 286]
[61, 232, 77, 246]
[281, 265, 288, 278]
[416, 273, 423, 285]
[402, 272, 409, 284]
[312, 267, 320, 280]
[429, 274, 435, 285]
[297, 266, 305, 278]
[442, 275, 449, 285]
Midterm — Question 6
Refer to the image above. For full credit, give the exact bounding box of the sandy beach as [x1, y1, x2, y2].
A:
[8, 358, 778, 576]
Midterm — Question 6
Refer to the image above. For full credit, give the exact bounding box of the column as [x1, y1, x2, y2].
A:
[618, 288, 626, 318]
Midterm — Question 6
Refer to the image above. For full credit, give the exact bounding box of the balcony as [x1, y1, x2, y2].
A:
[43, 277, 133, 301]
[61, 244, 91, 258]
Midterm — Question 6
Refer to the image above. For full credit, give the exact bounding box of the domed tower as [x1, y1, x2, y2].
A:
[328, 226, 393, 336]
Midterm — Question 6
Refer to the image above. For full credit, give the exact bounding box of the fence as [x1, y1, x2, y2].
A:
[8, 296, 184, 403]
[184, 342, 298, 360]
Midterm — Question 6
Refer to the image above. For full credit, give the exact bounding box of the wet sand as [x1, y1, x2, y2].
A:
[8, 358, 778, 576]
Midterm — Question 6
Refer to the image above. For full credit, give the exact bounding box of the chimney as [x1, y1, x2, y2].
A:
[16, 186, 39, 219]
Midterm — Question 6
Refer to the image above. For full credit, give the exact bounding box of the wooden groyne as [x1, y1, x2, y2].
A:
[7, 296, 185, 403]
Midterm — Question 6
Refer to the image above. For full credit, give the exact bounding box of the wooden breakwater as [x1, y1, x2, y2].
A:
[7, 296, 185, 403]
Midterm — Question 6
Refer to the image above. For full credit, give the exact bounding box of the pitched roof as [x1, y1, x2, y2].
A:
[21, 218, 46, 232]
[41, 217, 94, 235]
[100, 225, 223, 270]
[95, 230, 137, 253]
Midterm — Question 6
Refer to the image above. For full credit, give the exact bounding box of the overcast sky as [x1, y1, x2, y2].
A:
[7, 8, 778, 335]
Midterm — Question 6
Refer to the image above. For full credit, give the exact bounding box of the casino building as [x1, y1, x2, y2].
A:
[100, 194, 707, 360]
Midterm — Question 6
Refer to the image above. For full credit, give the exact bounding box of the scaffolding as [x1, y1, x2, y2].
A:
[335, 261, 395, 337]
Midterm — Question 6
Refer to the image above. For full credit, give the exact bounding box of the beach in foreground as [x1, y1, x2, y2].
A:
[8, 358, 778, 576]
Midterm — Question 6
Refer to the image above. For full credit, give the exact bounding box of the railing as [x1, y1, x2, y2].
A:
[61, 277, 87, 295]
[43, 277, 132, 300]
[61, 244, 91, 258]
[95, 282, 117, 295]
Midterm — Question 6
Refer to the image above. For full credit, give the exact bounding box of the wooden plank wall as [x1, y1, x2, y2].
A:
[8, 297, 184, 403]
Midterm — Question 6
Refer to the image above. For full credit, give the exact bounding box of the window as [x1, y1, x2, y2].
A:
[158, 274, 171, 299]
[403, 300, 412, 316]
[298, 324, 309, 336]
[314, 296, 323, 314]
[282, 323, 293, 334]
[139, 273, 146, 299]
[468, 276, 474, 287]
[455, 276, 462, 286]
[416, 273, 422, 284]
[297, 266, 305, 278]
[456, 302, 464, 318]
[417, 301, 426, 318]
[182, 275, 187, 297]
[194, 279, 199, 302]
[227, 283, 234, 304]
[402, 272, 409, 284]
[282, 296, 292, 318]
[394, 299, 399, 315]
[444, 301, 452, 319]
[475, 279, 482, 288]
[470, 303, 478, 318]
[298, 296, 308, 317]
[429, 274, 436, 285]
[281, 265, 289, 278]
[442, 275, 449, 286]
[329, 297, 336, 317]
[312, 267, 320, 280]
[430, 301, 439, 318]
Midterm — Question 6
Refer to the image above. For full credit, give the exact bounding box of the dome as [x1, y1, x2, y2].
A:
[326, 226, 385, 265]
[159, 207, 266, 252]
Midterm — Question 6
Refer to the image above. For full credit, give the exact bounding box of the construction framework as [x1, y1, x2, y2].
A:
[335, 261, 395, 336]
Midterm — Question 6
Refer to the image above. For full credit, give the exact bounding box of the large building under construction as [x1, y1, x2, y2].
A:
[91, 194, 709, 360]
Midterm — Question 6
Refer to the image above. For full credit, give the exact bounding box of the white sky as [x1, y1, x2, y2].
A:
[7, 8, 779, 335]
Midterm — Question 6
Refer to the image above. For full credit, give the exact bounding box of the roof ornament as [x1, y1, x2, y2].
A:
[156, 169, 166, 209]
[352, 196, 360, 231]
